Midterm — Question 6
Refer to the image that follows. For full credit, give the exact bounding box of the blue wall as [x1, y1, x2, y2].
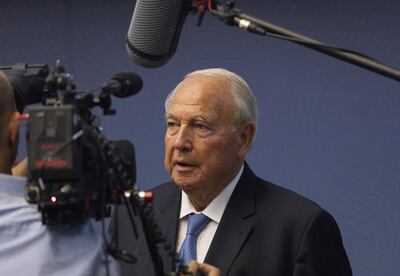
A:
[1, 1, 399, 275]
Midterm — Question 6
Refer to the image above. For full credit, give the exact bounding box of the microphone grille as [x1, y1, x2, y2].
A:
[126, 0, 190, 68]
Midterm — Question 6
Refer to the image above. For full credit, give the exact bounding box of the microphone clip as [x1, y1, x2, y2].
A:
[191, 0, 207, 26]
[209, 1, 240, 27]
[191, 0, 221, 27]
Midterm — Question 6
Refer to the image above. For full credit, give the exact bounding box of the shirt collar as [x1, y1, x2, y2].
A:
[179, 164, 244, 223]
[0, 173, 27, 198]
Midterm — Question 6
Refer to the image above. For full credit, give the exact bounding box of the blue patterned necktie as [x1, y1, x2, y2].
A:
[179, 213, 211, 265]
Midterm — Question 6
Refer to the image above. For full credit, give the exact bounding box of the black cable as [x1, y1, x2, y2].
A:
[82, 118, 139, 264]
[81, 117, 115, 276]
[261, 31, 373, 60]
[128, 193, 187, 276]
[101, 217, 111, 276]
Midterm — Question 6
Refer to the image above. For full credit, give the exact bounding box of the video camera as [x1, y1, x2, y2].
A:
[1, 61, 142, 225]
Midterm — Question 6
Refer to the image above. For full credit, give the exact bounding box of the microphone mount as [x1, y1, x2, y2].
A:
[202, 0, 400, 82]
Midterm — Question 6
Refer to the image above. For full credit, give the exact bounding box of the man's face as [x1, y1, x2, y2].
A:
[9, 116, 19, 166]
[0, 72, 20, 172]
[164, 76, 244, 197]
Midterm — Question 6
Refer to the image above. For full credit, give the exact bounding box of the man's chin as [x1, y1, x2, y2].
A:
[172, 177, 200, 192]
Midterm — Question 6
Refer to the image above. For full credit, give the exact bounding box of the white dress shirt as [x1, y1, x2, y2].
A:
[176, 165, 244, 262]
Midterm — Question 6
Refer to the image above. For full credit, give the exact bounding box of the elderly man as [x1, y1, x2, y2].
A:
[0, 71, 120, 276]
[116, 68, 352, 276]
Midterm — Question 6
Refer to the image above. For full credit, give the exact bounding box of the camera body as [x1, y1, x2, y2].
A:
[26, 105, 81, 200]
[25, 104, 102, 224]
[21, 62, 135, 225]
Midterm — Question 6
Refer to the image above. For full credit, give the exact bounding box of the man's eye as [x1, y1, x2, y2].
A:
[166, 122, 179, 135]
[193, 124, 208, 130]
[167, 122, 178, 128]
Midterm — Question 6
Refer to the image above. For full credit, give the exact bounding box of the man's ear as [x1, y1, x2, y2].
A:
[237, 122, 256, 158]
[8, 112, 20, 146]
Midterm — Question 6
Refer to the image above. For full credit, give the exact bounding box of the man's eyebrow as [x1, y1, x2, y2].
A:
[164, 114, 210, 122]
[165, 113, 176, 120]
[191, 116, 210, 123]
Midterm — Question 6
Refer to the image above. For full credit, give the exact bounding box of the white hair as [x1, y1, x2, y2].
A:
[165, 68, 258, 129]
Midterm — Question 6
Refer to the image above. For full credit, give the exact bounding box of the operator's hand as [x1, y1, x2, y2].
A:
[188, 260, 221, 276]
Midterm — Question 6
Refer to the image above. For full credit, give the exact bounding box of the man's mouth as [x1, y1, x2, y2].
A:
[173, 160, 193, 166]
[173, 160, 196, 170]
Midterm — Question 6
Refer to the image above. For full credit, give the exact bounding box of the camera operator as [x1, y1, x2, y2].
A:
[0, 71, 120, 276]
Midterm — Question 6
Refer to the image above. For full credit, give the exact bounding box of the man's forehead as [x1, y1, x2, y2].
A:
[165, 75, 236, 125]
[166, 100, 216, 120]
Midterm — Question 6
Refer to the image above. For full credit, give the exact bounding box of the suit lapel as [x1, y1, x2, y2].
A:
[204, 163, 257, 275]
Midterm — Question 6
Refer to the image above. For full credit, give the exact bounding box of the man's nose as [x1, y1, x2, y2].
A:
[173, 125, 193, 151]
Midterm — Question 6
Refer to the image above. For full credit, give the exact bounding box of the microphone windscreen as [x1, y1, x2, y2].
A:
[111, 72, 143, 98]
[126, 0, 191, 68]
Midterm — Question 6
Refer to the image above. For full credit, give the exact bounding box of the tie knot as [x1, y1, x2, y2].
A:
[187, 213, 210, 237]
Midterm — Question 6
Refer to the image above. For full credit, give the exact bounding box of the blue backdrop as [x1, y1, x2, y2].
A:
[1, 1, 399, 275]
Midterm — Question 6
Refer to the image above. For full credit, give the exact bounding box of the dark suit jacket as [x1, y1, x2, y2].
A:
[113, 163, 352, 276]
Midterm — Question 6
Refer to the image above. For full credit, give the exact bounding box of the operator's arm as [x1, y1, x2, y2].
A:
[12, 157, 27, 177]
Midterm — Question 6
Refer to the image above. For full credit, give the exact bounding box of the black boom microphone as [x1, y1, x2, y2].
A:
[126, 0, 400, 80]
[126, 0, 192, 68]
